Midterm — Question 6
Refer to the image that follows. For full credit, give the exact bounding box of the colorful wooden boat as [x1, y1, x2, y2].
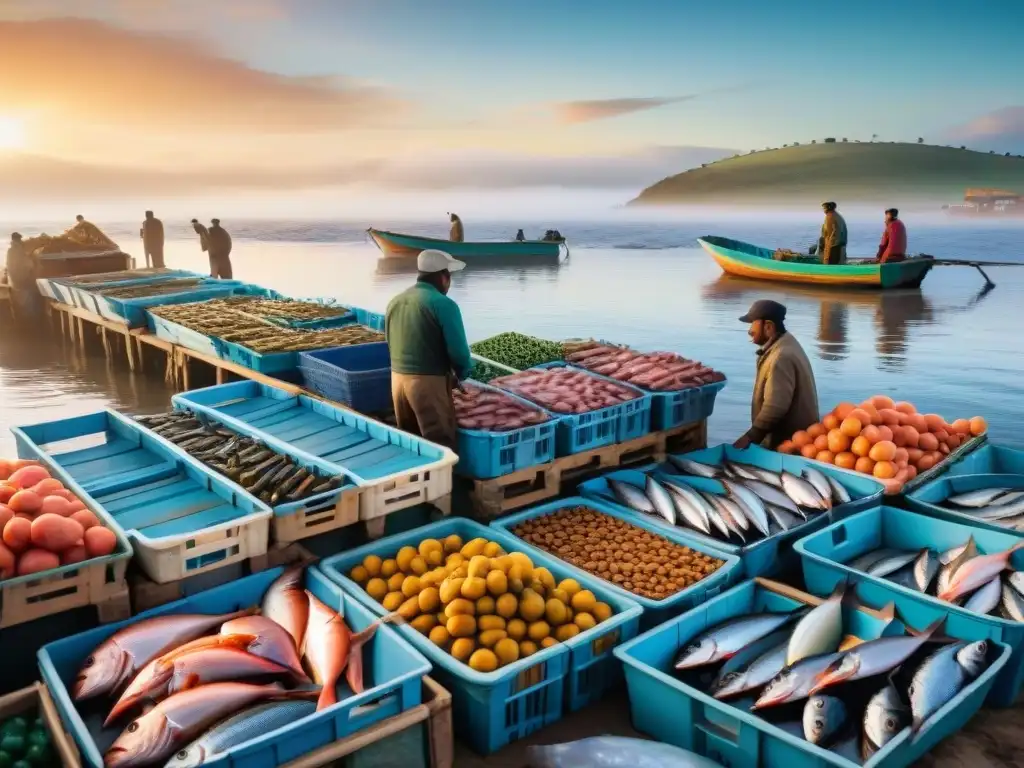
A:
[368, 228, 563, 260]
[698, 235, 934, 289]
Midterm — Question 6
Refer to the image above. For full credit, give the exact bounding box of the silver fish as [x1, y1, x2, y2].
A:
[526, 736, 723, 768]
[912, 549, 940, 593]
[936, 537, 978, 596]
[781, 471, 830, 511]
[939, 538, 974, 566]
[667, 456, 721, 478]
[766, 504, 801, 532]
[993, 490, 1024, 506]
[957, 640, 989, 680]
[826, 475, 852, 506]
[715, 495, 750, 534]
[1009, 571, 1024, 596]
[699, 493, 736, 540]
[645, 476, 677, 525]
[674, 612, 801, 671]
[662, 479, 712, 534]
[801, 468, 834, 508]
[909, 642, 969, 731]
[609, 479, 654, 515]
[787, 582, 846, 666]
[1001, 581, 1024, 621]
[850, 549, 900, 573]
[711, 639, 789, 700]
[164, 701, 317, 768]
[947, 487, 1014, 508]
[741, 479, 803, 517]
[869, 549, 923, 578]
[886, 566, 920, 591]
[974, 497, 1024, 521]
[802, 695, 847, 746]
[940, 543, 1024, 603]
[964, 576, 1003, 614]
[752, 652, 843, 710]
[730, 461, 783, 488]
[724, 461, 760, 482]
[862, 684, 910, 760]
[721, 479, 770, 537]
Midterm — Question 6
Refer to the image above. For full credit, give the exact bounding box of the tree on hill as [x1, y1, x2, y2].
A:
[918, 137, 924, 143]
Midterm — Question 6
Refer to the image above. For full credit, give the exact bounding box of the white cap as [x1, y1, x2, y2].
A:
[417, 249, 465, 273]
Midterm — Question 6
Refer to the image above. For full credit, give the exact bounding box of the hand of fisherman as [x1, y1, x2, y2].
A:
[733, 434, 752, 450]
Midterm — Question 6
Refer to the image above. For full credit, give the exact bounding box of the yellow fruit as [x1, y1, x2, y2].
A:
[418, 586, 440, 613]
[381, 591, 404, 612]
[363, 555, 383, 577]
[549, 588, 569, 605]
[527, 621, 551, 642]
[519, 589, 545, 622]
[574, 612, 597, 631]
[478, 615, 506, 632]
[418, 538, 443, 558]
[479, 629, 508, 648]
[450, 564, 469, 579]
[533, 567, 556, 591]
[483, 541, 504, 558]
[494, 637, 520, 666]
[450, 637, 475, 661]
[444, 598, 476, 618]
[507, 575, 525, 595]
[508, 552, 534, 572]
[443, 534, 463, 553]
[436, 612, 448, 626]
[426, 549, 444, 567]
[557, 578, 581, 598]
[439, 578, 465, 604]
[508, 564, 531, 585]
[592, 602, 613, 622]
[506, 618, 527, 640]
[486, 570, 509, 596]
[545, 598, 569, 626]
[410, 614, 437, 634]
[555, 624, 580, 642]
[496, 593, 518, 618]
[380, 559, 398, 578]
[409, 556, 428, 576]
[387, 573, 405, 592]
[429, 626, 450, 647]
[468, 649, 498, 673]
[519, 640, 539, 657]
[461, 577, 487, 601]
[349, 565, 369, 584]
[564, 607, 574, 623]
[398, 596, 421, 620]
[445, 552, 465, 568]
[468, 555, 492, 579]
[476, 596, 496, 615]
[401, 575, 422, 598]
[366, 578, 388, 602]
[460, 538, 488, 558]
[396, 546, 417, 572]
[491, 555, 513, 573]
[540, 637, 558, 649]
[446, 614, 477, 638]
[529, 580, 547, 596]
[571, 590, 596, 614]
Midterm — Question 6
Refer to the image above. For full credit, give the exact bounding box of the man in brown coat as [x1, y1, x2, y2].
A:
[733, 300, 820, 449]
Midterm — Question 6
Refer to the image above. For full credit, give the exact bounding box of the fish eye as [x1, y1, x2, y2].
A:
[176, 751, 189, 760]
[813, 698, 824, 709]
[127, 723, 140, 733]
[885, 718, 896, 729]
[83, 656, 94, 668]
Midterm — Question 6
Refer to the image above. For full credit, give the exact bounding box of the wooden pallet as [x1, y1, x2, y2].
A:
[466, 420, 707, 520]
[282, 676, 452, 768]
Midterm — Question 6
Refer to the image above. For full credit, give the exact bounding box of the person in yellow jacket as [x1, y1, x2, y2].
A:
[817, 202, 848, 264]
[72, 215, 118, 250]
[448, 212, 464, 243]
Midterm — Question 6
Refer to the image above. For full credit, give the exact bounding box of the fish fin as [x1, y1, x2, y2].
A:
[877, 601, 897, 622]
[315, 685, 337, 712]
[906, 617, 946, 638]
[379, 611, 407, 628]
[829, 579, 848, 600]
[351, 621, 380, 648]
[346, 647, 365, 695]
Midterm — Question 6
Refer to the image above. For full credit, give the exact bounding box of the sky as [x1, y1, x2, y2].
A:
[0, 0, 1022, 215]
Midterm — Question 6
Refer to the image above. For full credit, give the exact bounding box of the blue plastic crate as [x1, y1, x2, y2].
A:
[455, 380, 557, 479]
[907, 471, 1024, 537]
[351, 305, 386, 332]
[299, 342, 392, 414]
[491, 496, 742, 630]
[215, 338, 298, 374]
[318, 517, 642, 752]
[795, 505, 1024, 706]
[37, 566, 431, 768]
[650, 379, 727, 431]
[150, 313, 223, 356]
[614, 577, 1010, 768]
[577, 444, 884, 577]
[900, 433, 988, 493]
[936, 441, 1023, 477]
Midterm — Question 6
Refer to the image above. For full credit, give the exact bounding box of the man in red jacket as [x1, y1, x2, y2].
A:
[876, 208, 908, 263]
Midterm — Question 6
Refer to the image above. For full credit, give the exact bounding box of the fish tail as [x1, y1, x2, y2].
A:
[829, 580, 848, 600]
[379, 611, 406, 628]
[315, 685, 337, 712]
[906, 617, 946, 639]
[346, 649, 365, 695]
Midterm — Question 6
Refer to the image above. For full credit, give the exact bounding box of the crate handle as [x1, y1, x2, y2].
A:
[830, 523, 849, 547]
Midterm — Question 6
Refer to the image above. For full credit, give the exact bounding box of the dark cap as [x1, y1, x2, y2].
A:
[885, 207, 898, 217]
[190, 218, 198, 223]
[211, 218, 220, 225]
[739, 299, 787, 324]
[10, 232, 21, 240]
[822, 201, 837, 210]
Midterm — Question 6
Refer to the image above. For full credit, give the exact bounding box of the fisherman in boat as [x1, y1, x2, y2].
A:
[733, 300, 820, 450]
[206, 218, 233, 279]
[449, 212, 464, 243]
[72, 215, 118, 250]
[817, 202, 848, 264]
[140, 210, 165, 268]
[515, 229, 526, 242]
[385, 249, 472, 451]
[875, 208, 908, 263]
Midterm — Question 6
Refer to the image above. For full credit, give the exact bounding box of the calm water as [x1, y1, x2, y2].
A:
[2, 215, 1023, 456]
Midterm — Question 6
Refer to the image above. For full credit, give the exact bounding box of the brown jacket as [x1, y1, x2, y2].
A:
[749, 332, 820, 448]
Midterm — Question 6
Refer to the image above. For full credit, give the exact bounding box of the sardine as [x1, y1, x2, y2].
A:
[700, 494, 735, 540]
[1001, 581, 1024, 621]
[248, 459, 289, 495]
[912, 548, 940, 593]
[220, 615, 310, 681]
[850, 549, 899, 573]
[787, 582, 846, 665]
[802, 695, 847, 746]
[974, 498, 1024, 521]
[909, 642, 970, 731]
[766, 504, 801, 532]
[947, 488, 1014, 508]
[964, 576, 1002, 614]
[801, 468, 834, 508]
[1009, 571, 1024, 597]
[861, 684, 910, 760]
[164, 701, 317, 768]
[674, 611, 802, 671]
[72, 609, 256, 702]
[262, 566, 310, 652]
[939, 543, 1024, 602]
[305, 590, 377, 710]
[752, 652, 844, 710]
[728, 461, 782, 488]
[741, 479, 802, 517]
[645, 476, 677, 526]
[869, 549, 924, 579]
[286, 473, 319, 501]
[711, 493, 749, 533]
[609, 479, 655, 515]
[526, 736, 723, 768]
[826, 475, 852, 506]
[104, 683, 320, 768]
[936, 537, 978, 595]
[710, 639, 789, 700]
[662, 479, 711, 533]
[781, 471, 830, 511]
[721, 479, 770, 537]
[271, 468, 309, 505]
[667, 456, 721, 478]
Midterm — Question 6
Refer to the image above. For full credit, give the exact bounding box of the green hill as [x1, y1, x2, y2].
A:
[629, 142, 1024, 206]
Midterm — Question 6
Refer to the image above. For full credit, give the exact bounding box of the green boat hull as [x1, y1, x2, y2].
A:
[368, 228, 562, 260]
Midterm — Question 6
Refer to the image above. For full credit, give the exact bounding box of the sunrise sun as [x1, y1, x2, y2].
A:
[0, 117, 26, 151]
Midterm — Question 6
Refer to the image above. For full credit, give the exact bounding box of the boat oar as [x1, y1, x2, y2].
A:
[927, 256, 1024, 289]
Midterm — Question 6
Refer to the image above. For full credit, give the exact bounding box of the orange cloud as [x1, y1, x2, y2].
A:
[552, 96, 696, 124]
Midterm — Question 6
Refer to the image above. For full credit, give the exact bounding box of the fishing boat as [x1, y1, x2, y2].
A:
[698, 236, 934, 289]
[367, 228, 564, 261]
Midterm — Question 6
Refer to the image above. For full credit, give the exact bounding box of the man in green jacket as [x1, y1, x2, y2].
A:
[733, 300, 820, 450]
[386, 249, 472, 450]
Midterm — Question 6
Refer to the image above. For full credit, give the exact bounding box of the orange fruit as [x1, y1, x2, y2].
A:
[815, 450, 836, 465]
[901, 426, 920, 448]
[873, 460, 897, 479]
[969, 416, 987, 436]
[801, 443, 818, 459]
[877, 409, 901, 426]
[822, 413, 840, 431]
[807, 423, 826, 440]
[814, 434, 830, 452]
[923, 414, 945, 432]
[854, 456, 876, 475]
[851, 436, 872, 457]
[848, 408, 872, 426]
[861, 425, 882, 444]
[869, 440, 897, 463]
[893, 401, 917, 415]
[858, 403, 881, 425]
[827, 429, 850, 454]
[907, 447, 924, 464]
[839, 417, 862, 438]
[889, 426, 906, 447]
[916, 454, 936, 471]
[905, 465, 918, 480]
[871, 395, 896, 410]
[835, 452, 857, 470]
[918, 432, 939, 452]
[908, 414, 928, 434]
[792, 430, 811, 448]
[894, 447, 910, 465]
[950, 418, 970, 435]
[777, 440, 796, 455]
[833, 402, 856, 421]
[876, 426, 894, 444]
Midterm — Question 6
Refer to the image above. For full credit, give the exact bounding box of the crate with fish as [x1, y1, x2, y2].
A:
[491, 497, 742, 630]
[347, 305, 385, 332]
[577, 444, 885, 579]
[774, 396, 989, 497]
[37, 564, 432, 768]
[614, 576, 1010, 768]
[132, 409, 361, 546]
[219, 296, 355, 330]
[298, 342, 392, 414]
[563, 341, 728, 431]
[216, 323, 386, 375]
[490, 363, 652, 455]
[66, 272, 209, 312]
[173, 380, 458, 528]
[0, 457, 131, 629]
[318, 517, 643, 752]
[0, 683, 82, 768]
[12, 409, 272, 584]
[80, 281, 250, 328]
[905, 471, 1024, 537]
[453, 380, 557, 479]
[794, 505, 1024, 705]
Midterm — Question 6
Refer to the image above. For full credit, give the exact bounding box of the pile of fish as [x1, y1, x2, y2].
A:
[452, 382, 552, 431]
[491, 367, 641, 415]
[218, 297, 352, 324]
[135, 411, 345, 506]
[565, 343, 725, 392]
[605, 457, 856, 544]
[672, 585, 991, 759]
[847, 535, 1024, 619]
[63, 268, 179, 285]
[938, 484, 1024, 530]
[74, 566, 380, 768]
[95, 278, 206, 298]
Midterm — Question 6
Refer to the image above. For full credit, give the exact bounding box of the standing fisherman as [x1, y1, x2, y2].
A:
[206, 218, 233, 279]
[817, 202, 848, 264]
[448, 212, 464, 243]
[139, 210, 165, 268]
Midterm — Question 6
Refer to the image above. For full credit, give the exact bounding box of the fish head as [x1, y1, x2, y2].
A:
[105, 711, 176, 768]
[752, 670, 798, 709]
[105, 661, 174, 726]
[956, 640, 988, 680]
[74, 641, 129, 701]
[674, 636, 718, 670]
[164, 742, 205, 768]
[803, 695, 845, 745]
[709, 670, 745, 698]
[809, 654, 858, 694]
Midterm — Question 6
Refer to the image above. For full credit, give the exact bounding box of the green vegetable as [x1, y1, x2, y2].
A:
[0, 749, 13, 768]
[1, 736, 25, 758]
[0, 720, 27, 739]
[24, 743, 51, 767]
[25, 731, 48, 751]
[28, 723, 41, 735]
[470, 332, 564, 371]
[12, 759, 31, 768]
[468, 360, 512, 383]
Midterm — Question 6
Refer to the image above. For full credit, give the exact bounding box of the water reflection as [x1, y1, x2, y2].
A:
[375, 254, 563, 275]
